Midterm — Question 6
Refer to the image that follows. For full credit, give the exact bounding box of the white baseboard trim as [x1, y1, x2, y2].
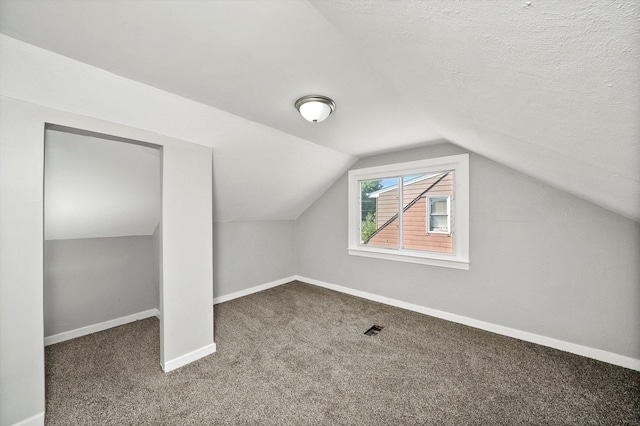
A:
[11, 412, 44, 426]
[162, 342, 217, 372]
[213, 276, 297, 305]
[44, 308, 160, 346]
[295, 275, 640, 372]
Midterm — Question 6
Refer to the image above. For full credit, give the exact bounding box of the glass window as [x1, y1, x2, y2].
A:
[427, 196, 450, 234]
[360, 178, 398, 249]
[348, 154, 469, 270]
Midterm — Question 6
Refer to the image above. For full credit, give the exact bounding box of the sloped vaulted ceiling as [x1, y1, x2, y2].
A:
[310, 1, 640, 222]
[44, 128, 162, 241]
[0, 0, 638, 224]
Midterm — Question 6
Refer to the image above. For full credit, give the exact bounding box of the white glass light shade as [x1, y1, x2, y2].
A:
[295, 95, 335, 123]
[299, 101, 332, 123]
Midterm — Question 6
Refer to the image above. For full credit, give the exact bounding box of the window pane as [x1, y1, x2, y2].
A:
[402, 171, 453, 253]
[430, 214, 448, 231]
[360, 178, 398, 249]
[430, 198, 448, 214]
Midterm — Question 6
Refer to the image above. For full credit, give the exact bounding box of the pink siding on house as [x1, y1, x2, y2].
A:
[367, 173, 453, 253]
[375, 187, 398, 227]
[368, 218, 399, 249]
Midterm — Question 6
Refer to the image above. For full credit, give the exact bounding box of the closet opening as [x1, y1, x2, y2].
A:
[43, 124, 162, 368]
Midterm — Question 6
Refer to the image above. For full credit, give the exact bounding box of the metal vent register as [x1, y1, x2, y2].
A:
[364, 325, 384, 336]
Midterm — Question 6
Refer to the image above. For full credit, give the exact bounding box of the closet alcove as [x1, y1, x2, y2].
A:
[43, 126, 162, 353]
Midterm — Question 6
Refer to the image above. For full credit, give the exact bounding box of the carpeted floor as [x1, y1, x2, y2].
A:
[45, 281, 640, 425]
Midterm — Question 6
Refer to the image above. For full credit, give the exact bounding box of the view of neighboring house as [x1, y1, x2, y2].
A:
[364, 172, 454, 253]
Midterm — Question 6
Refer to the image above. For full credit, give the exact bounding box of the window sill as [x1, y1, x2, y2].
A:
[348, 247, 470, 270]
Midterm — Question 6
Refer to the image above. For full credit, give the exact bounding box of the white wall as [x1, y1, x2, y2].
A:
[0, 98, 47, 426]
[160, 139, 214, 366]
[0, 97, 214, 426]
[44, 236, 158, 337]
[295, 143, 640, 364]
[213, 221, 295, 299]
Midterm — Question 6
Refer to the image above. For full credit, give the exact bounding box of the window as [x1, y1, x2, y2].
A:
[348, 154, 469, 270]
[427, 196, 450, 234]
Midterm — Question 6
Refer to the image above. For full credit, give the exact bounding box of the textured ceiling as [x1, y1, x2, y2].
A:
[1, 0, 638, 224]
[311, 0, 640, 221]
[0, 0, 439, 156]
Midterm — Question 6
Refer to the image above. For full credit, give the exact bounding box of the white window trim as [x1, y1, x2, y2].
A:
[348, 154, 469, 270]
[426, 195, 451, 235]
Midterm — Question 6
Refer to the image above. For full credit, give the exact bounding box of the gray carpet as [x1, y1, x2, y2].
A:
[45, 281, 640, 425]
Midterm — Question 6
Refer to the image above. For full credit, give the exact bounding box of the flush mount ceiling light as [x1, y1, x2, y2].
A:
[295, 95, 336, 123]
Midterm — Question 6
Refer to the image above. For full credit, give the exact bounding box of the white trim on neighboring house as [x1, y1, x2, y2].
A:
[294, 275, 640, 372]
[44, 308, 160, 346]
[366, 173, 441, 198]
[426, 194, 451, 234]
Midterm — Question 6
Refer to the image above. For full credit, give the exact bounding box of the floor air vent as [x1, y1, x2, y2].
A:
[364, 325, 384, 336]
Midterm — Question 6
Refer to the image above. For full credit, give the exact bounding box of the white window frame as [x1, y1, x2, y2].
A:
[426, 195, 451, 235]
[348, 154, 469, 270]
